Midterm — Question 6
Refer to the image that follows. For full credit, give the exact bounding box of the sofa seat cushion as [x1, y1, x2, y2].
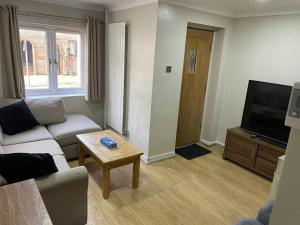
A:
[52, 155, 70, 171]
[47, 114, 101, 147]
[0, 145, 4, 154]
[3, 140, 64, 156]
[2, 126, 53, 146]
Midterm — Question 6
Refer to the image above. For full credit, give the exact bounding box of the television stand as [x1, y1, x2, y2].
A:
[223, 127, 286, 180]
[250, 134, 260, 139]
[259, 137, 287, 149]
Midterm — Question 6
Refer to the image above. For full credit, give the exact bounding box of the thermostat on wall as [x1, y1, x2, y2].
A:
[286, 82, 300, 129]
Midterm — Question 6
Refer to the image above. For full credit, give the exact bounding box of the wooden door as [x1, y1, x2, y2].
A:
[176, 28, 213, 147]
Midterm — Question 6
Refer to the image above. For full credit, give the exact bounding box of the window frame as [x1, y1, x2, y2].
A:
[19, 23, 86, 97]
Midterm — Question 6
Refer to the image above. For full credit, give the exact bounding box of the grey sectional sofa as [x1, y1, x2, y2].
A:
[0, 98, 102, 225]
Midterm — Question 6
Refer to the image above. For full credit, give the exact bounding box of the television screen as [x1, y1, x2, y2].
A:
[241, 80, 292, 146]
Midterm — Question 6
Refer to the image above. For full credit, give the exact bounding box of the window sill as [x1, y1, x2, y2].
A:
[26, 93, 85, 99]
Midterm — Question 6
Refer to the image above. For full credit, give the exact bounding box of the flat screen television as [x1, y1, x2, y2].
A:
[241, 80, 292, 147]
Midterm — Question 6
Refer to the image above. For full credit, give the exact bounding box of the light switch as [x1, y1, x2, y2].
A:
[166, 66, 172, 73]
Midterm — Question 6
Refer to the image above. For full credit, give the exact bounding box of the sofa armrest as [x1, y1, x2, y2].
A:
[233, 218, 264, 225]
[0, 174, 7, 186]
[256, 200, 274, 225]
[36, 166, 88, 225]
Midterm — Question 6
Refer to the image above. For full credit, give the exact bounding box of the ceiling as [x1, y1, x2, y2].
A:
[33, 0, 300, 17]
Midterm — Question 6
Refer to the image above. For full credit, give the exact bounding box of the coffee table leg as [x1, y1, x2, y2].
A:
[78, 144, 85, 166]
[132, 157, 140, 189]
[102, 166, 110, 199]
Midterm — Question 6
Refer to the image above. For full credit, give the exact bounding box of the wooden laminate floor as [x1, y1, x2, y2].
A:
[69, 144, 271, 225]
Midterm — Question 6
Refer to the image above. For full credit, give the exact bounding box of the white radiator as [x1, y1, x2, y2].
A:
[107, 22, 126, 134]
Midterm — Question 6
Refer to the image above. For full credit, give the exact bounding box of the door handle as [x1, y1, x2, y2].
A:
[251, 149, 255, 159]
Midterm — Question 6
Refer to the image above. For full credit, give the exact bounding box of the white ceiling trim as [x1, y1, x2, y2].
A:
[32, 0, 105, 12]
[160, 0, 234, 17]
[31, 0, 300, 18]
[236, 10, 300, 18]
[107, 0, 158, 12]
[161, 0, 300, 18]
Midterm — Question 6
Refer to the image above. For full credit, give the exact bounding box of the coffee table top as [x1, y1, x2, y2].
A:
[0, 179, 53, 225]
[77, 130, 143, 165]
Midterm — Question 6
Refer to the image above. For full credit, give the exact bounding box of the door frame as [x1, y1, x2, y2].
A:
[176, 23, 226, 147]
[176, 27, 214, 147]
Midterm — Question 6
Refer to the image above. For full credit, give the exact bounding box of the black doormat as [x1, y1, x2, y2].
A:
[175, 144, 212, 160]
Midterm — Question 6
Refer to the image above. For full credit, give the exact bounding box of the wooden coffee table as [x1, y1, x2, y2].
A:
[76, 130, 143, 199]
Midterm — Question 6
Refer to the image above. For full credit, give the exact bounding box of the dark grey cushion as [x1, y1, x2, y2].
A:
[0, 100, 39, 135]
[0, 153, 58, 184]
[256, 200, 274, 225]
[234, 218, 263, 225]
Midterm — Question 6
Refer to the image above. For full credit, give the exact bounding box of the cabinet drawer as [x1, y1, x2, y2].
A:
[257, 145, 285, 164]
[254, 157, 277, 179]
[225, 133, 258, 168]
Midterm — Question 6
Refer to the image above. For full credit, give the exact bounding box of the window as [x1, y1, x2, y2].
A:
[19, 25, 85, 96]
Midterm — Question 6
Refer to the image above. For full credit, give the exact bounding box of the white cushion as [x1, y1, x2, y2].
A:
[3, 140, 64, 156]
[2, 126, 53, 146]
[47, 114, 101, 147]
[26, 98, 66, 125]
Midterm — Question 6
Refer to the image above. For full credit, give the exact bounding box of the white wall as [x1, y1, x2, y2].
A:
[0, 0, 105, 126]
[147, 2, 233, 158]
[218, 14, 300, 143]
[270, 128, 300, 225]
[109, 3, 158, 155]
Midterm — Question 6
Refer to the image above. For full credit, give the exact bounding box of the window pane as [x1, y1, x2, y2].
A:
[20, 28, 49, 89]
[56, 32, 81, 88]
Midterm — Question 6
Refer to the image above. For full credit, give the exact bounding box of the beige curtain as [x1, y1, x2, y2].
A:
[86, 17, 104, 102]
[0, 5, 25, 98]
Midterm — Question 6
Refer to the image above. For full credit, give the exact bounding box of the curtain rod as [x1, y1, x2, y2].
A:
[18, 10, 88, 23]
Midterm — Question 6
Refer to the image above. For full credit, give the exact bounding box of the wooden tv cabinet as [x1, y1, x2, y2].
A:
[223, 127, 286, 180]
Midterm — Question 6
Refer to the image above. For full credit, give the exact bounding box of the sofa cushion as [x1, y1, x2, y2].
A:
[0, 153, 58, 184]
[0, 127, 2, 146]
[3, 140, 64, 156]
[0, 146, 6, 186]
[0, 100, 39, 135]
[26, 98, 66, 125]
[2, 125, 53, 146]
[0, 145, 4, 154]
[47, 114, 101, 147]
[52, 155, 70, 171]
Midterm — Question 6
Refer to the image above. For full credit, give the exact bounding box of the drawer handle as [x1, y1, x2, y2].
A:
[252, 149, 255, 159]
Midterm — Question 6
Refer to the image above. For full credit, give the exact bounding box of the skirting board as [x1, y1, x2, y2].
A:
[200, 139, 225, 147]
[141, 151, 176, 165]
